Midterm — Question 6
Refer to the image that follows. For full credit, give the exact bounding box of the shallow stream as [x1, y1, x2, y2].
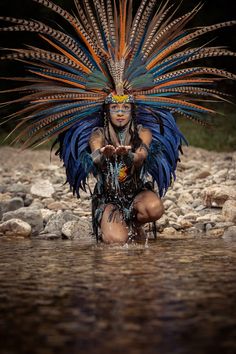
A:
[0, 236, 235, 354]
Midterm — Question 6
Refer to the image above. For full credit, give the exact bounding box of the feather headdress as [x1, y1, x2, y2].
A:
[0, 0, 235, 196]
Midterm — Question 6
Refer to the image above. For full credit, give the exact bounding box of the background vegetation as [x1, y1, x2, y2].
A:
[0, 0, 235, 151]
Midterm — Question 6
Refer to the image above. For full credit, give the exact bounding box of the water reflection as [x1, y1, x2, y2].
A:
[0, 237, 235, 354]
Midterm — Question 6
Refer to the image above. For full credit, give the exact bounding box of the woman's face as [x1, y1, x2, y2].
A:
[109, 103, 132, 128]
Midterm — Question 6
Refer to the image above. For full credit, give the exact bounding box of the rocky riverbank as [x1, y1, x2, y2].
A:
[0, 146, 235, 241]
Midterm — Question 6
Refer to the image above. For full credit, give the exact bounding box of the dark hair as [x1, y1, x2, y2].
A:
[103, 103, 142, 151]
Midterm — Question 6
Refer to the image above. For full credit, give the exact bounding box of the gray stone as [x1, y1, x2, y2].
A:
[192, 199, 202, 208]
[44, 210, 78, 235]
[169, 222, 182, 231]
[156, 215, 169, 231]
[194, 222, 205, 231]
[196, 170, 211, 179]
[169, 207, 182, 216]
[35, 233, 61, 240]
[196, 214, 222, 223]
[181, 213, 198, 221]
[30, 180, 55, 198]
[215, 221, 235, 229]
[2, 208, 43, 235]
[0, 197, 24, 214]
[7, 183, 30, 194]
[195, 204, 206, 212]
[0, 185, 6, 193]
[214, 169, 229, 179]
[163, 199, 174, 209]
[205, 223, 213, 231]
[167, 211, 178, 220]
[40, 209, 55, 224]
[62, 221, 79, 239]
[178, 192, 194, 205]
[30, 200, 44, 210]
[24, 194, 33, 207]
[62, 219, 91, 240]
[222, 200, 236, 223]
[0, 218, 31, 237]
[223, 226, 236, 240]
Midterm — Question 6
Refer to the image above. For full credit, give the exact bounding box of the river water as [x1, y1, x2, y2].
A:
[0, 236, 235, 354]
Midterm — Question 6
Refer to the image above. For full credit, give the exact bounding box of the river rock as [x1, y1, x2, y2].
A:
[196, 170, 211, 179]
[206, 228, 225, 238]
[24, 194, 33, 207]
[223, 226, 236, 239]
[6, 183, 30, 195]
[196, 213, 223, 223]
[42, 198, 55, 207]
[169, 222, 182, 231]
[0, 197, 24, 214]
[30, 199, 45, 210]
[36, 233, 62, 240]
[40, 209, 55, 224]
[62, 219, 91, 240]
[47, 201, 70, 211]
[180, 213, 198, 221]
[168, 207, 182, 216]
[194, 222, 205, 231]
[203, 185, 236, 208]
[162, 227, 178, 235]
[222, 200, 236, 223]
[62, 221, 77, 239]
[167, 211, 178, 220]
[215, 221, 235, 229]
[2, 208, 43, 235]
[179, 219, 193, 229]
[156, 215, 169, 231]
[214, 169, 229, 179]
[44, 210, 78, 235]
[163, 199, 174, 209]
[0, 218, 31, 237]
[30, 180, 55, 198]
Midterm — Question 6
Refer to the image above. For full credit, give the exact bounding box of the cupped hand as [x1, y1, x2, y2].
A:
[115, 145, 132, 156]
[100, 145, 116, 157]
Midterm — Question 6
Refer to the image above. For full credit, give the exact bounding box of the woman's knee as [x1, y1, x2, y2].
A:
[101, 206, 129, 243]
[139, 199, 164, 222]
[147, 199, 164, 220]
[102, 228, 128, 243]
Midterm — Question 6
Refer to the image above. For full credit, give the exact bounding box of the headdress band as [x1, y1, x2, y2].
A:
[105, 93, 135, 104]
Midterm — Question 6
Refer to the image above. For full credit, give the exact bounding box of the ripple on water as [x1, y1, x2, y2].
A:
[0, 237, 235, 354]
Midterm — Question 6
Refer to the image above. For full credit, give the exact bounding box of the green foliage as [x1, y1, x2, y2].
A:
[178, 109, 236, 152]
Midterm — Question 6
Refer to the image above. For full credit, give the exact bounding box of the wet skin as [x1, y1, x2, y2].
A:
[100, 103, 132, 157]
[89, 102, 164, 243]
[109, 103, 132, 127]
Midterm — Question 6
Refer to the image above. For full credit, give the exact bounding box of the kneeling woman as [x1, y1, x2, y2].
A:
[89, 94, 164, 243]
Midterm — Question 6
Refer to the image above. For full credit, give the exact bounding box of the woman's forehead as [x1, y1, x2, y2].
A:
[109, 102, 131, 106]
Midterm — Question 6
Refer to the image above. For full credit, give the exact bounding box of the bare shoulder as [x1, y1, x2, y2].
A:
[89, 127, 105, 151]
[138, 127, 152, 145]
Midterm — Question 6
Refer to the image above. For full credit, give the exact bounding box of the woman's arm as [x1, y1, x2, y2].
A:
[89, 129, 116, 165]
[115, 128, 152, 168]
[132, 128, 152, 168]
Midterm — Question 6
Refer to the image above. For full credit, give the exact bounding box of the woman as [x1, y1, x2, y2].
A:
[89, 96, 164, 243]
[1, 0, 234, 243]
